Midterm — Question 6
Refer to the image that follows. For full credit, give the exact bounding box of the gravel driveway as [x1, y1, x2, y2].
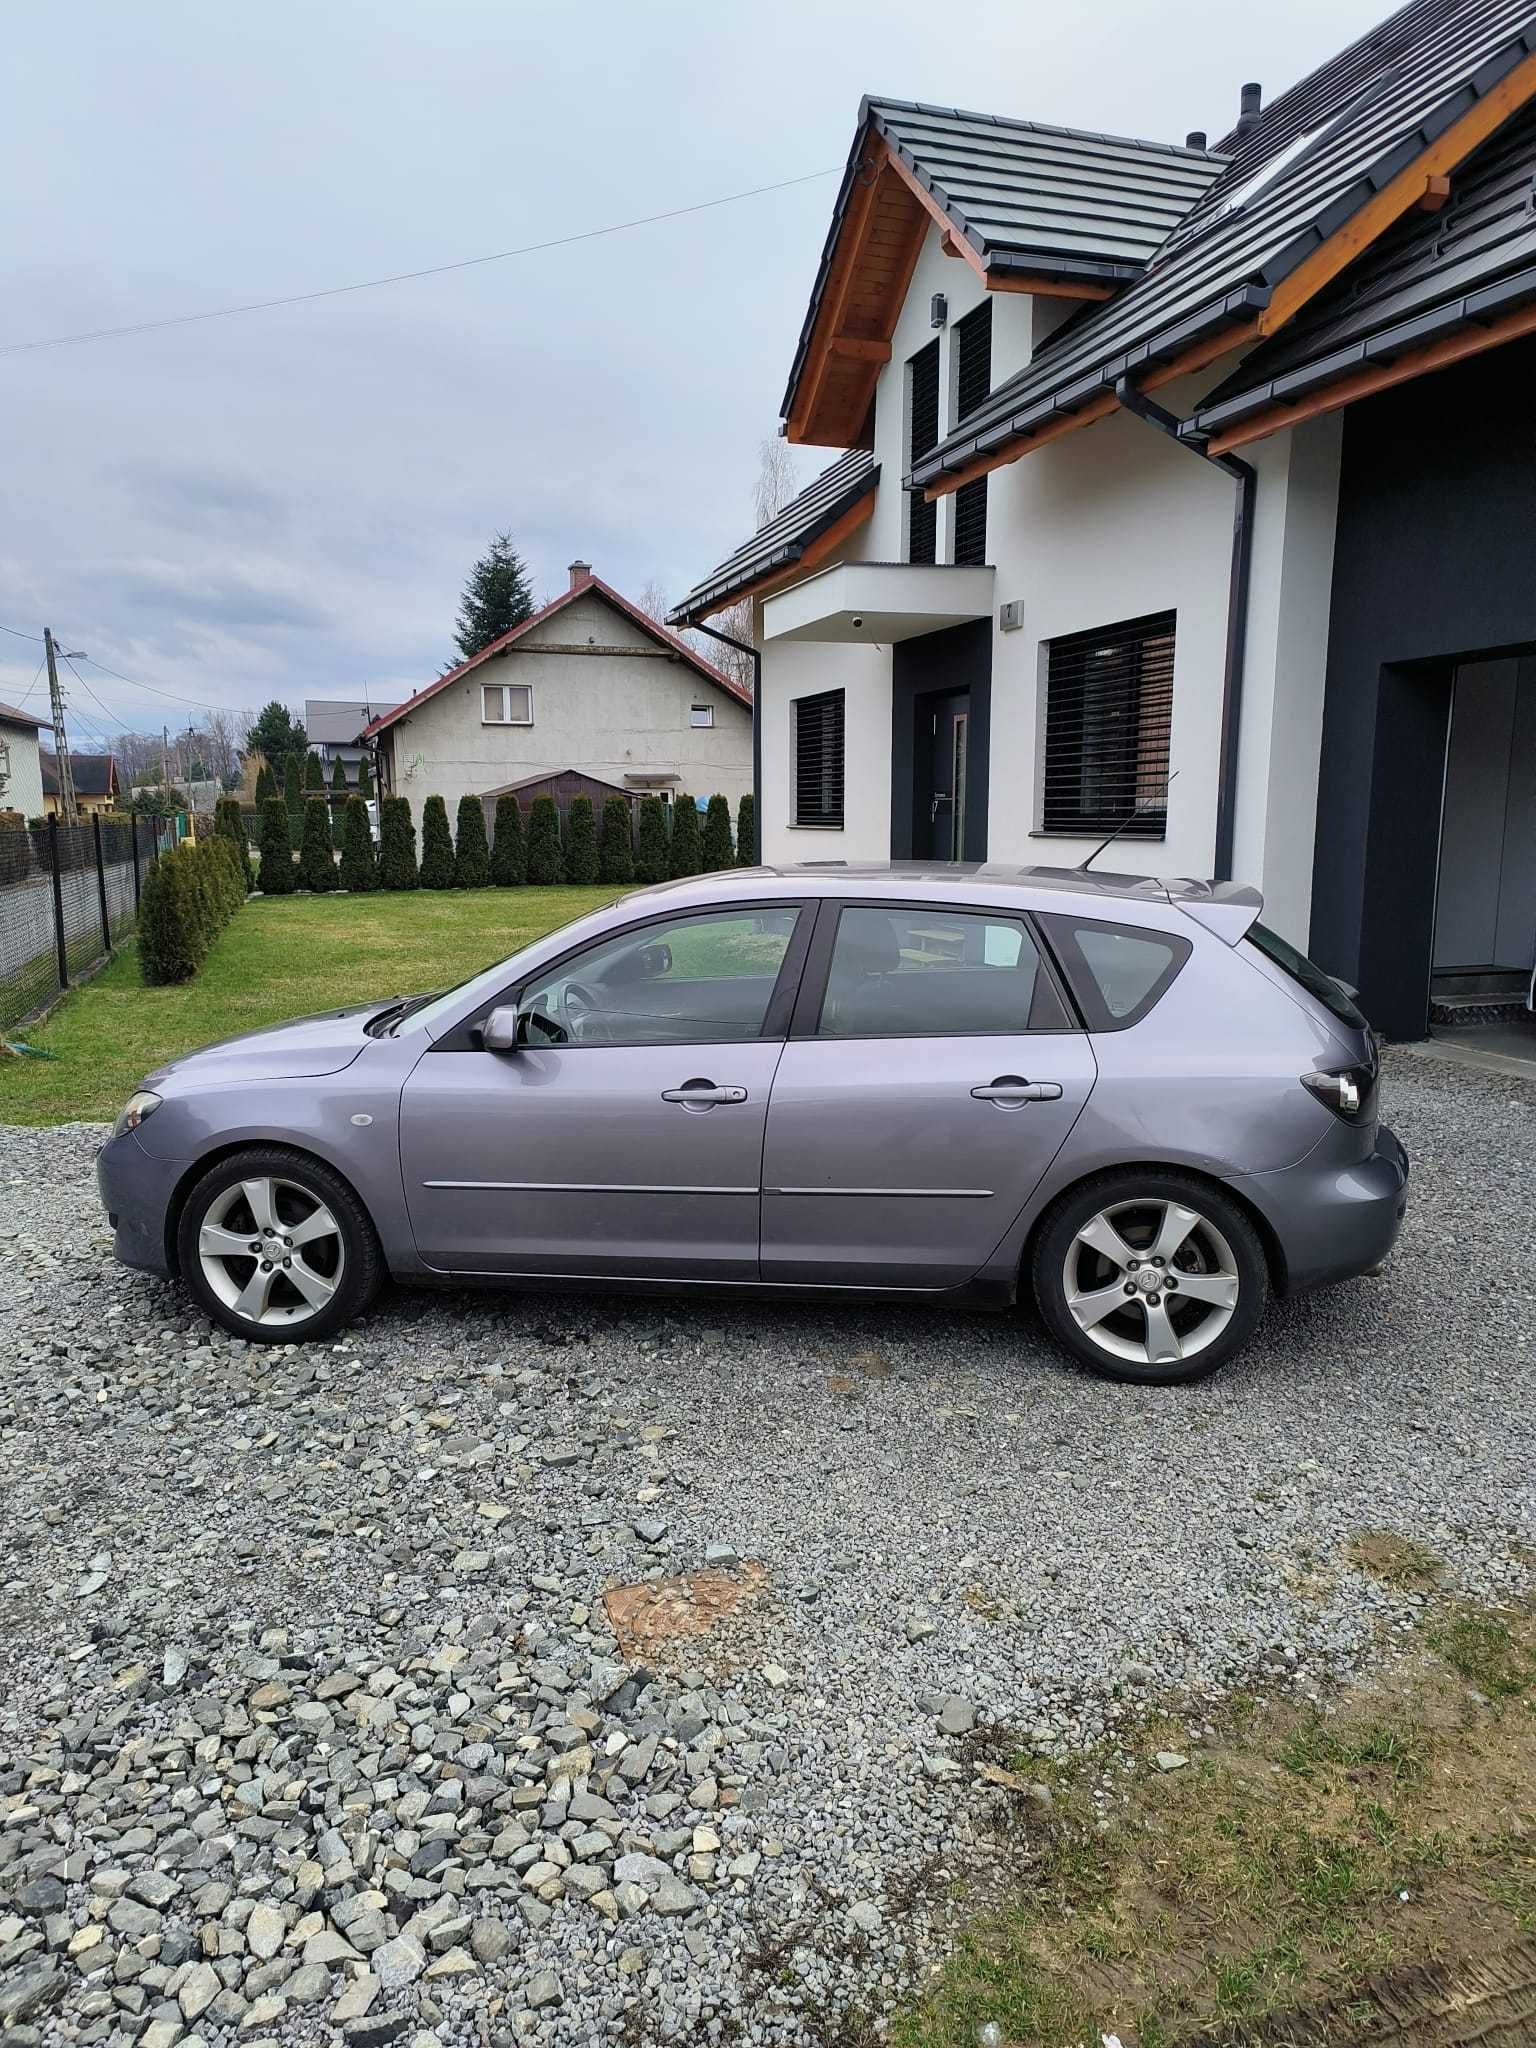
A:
[2, 1051, 1533, 2048]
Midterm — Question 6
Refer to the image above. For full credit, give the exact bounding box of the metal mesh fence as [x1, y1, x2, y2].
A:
[0, 816, 168, 1033]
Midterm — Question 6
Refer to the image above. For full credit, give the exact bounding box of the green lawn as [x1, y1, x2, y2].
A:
[0, 887, 620, 1126]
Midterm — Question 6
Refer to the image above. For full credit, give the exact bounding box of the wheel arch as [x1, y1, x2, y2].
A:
[1021, 1159, 1288, 1296]
[164, 1139, 381, 1276]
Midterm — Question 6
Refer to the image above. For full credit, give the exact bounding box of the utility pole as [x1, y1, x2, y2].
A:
[43, 628, 79, 822]
[162, 724, 171, 791]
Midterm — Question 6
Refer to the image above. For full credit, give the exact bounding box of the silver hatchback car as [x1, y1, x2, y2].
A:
[97, 865, 1407, 1384]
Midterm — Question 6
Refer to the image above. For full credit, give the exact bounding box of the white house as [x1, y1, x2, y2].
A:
[306, 697, 398, 790]
[672, 0, 1536, 1041]
[364, 562, 753, 823]
[0, 698, 46, 818]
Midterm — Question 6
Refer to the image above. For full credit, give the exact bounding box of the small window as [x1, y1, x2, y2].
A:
[1042, 611, 1174, 836]
[1246, 920, 1367, 1030]
[953, 301, 991, 567]
[482, 682, 532, 726]
[518, 908, 802, 1046]
[907, 339, 940, 565]
[817, 907, 1070, 1038]
[1039, 915, 1190, 1030]
[794, 690, 844, 827]
[690, 704, 714, 728]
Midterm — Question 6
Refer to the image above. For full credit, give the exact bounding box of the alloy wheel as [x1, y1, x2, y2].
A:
[196, 1176, 345, 1329]
[1061, 1198, 1240, 1368]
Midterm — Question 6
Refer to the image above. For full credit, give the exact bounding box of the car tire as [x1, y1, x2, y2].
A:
[1032, 1170, 1269, 1386]
[176, 1146, 383, 1345]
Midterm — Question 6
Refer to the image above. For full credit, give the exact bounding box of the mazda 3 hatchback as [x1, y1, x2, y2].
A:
[97, 864, 1407, 1384]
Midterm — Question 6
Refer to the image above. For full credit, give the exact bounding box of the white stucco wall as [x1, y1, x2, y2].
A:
[759, 636, 891, 864]
[383, 591, 752, 818]
[0, 718, 44, 818]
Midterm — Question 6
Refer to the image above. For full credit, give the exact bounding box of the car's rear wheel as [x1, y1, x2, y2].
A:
[177, 1147, 382, 1344]
[1033, 1171, 1268, 1385]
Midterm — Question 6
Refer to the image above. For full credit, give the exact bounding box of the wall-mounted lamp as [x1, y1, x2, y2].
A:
[930, 292, 948, 329]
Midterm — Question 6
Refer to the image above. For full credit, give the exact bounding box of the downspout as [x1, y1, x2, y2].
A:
[1113, 374, 1256, 883]
[688, 617, 762, 860]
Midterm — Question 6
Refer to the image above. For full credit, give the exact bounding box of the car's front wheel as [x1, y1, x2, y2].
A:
[1032, 1171, 1268, 1385]
[177, 1147, 382, 1344]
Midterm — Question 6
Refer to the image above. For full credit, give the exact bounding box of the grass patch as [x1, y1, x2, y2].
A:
[887, 1585, 1536, 2048]
[0, 886, 620, 1125]
[1347, 1528, 1445, 1590]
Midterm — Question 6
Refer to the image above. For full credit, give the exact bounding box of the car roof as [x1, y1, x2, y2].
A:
[616, 863, 1262, 936]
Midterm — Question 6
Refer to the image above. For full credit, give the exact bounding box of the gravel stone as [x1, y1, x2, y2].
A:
[0, 1062, 1531, 2045]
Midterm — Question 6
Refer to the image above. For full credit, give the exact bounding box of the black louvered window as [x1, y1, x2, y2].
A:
[1042, 611, 1175, 836]
[953, 302, 991, 566]
[907, 340, 939, 565]
[795, 689, 845, 827]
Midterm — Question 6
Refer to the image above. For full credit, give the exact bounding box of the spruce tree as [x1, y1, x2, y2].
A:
[356, 753, 373, 800]
[490, 795, 526, 886]
[329, 757, 348, 846]
[453, 794, 490, 887]
[635, 796, 669, 884]
[247, 701, 305, 768]
[283, 749, 305, 824]
[526, 795, 564, 884]
[257, 797, 295, 894]
[448, 531, 536, 667]
[379, 796, 418, 890]
[339, 796, 377, 891]
[702, 794, 733, 872]
[419, 794, 454, 889]
[599, 796, 634, 885]
[304, 752, 325, 794]
[735, 792, 757, 867]
[565, 795, 599, 885]
[669, 795, 702, 878]
[299, 796, 338, 890]
[214, 796, 252, 892]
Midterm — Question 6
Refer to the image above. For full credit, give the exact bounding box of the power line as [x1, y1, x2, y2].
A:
[75, 653, 256, 716]
[0, 622, 45, 643]
[0, 167, 840, 356]
[13, 656, 47, 707]
[60, 653, 130, 734]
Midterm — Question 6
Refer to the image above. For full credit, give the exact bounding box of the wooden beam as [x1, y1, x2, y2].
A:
[875, 135, 992, 288]
[827, 337, 892, 364]
[1206, 297, 1536, 455]
[1257, 48, 1536, 336]
[694, 495, 878, 618]
[941, 231, 966, 259]
[985, 272, 1115, 300]
[1417, 173, 1453, 212]
[785, 146, 889, 441]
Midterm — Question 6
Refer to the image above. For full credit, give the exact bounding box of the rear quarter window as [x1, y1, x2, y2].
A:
[1244, 921, 1368, 1031]
[1038, 915, 1191, 1031]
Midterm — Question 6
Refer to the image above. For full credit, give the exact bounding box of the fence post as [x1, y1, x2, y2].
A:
[47, 815, 68, 992]
[131, 816, 142, 909]
[93, 812, 111, 953]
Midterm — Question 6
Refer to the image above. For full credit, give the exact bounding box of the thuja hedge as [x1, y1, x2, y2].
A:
[139, 834, 246, 985]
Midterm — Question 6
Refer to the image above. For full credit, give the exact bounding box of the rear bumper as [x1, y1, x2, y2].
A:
[1229, 1123, 1408, 1297]
[96, 1129, 181, 1280]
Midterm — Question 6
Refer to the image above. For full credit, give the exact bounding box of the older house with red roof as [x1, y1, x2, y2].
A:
[362, 562, 752, 826]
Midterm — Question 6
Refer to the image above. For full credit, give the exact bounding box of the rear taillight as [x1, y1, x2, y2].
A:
[1301, 1065, 1375, 1121]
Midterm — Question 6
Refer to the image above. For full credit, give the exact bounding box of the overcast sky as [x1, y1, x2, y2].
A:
[3, 0, 1387, 746]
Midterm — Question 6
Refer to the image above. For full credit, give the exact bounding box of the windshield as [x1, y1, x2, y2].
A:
[1246, 921, 1368, 1031]
[400, 897, 631, 1036]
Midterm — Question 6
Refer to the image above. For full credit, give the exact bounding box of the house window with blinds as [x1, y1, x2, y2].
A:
[1041, 611, 1175, 837]
[907, 339, 940, 565]
[953, 301, 991, 566]
[794, 689, 845, 828]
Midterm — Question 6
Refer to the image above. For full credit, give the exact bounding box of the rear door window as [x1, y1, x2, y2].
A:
[1038, 915, 1190, 1030]
[816, 906, 1071, 1037]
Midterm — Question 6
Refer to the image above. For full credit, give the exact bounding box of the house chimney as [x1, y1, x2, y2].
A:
[1235, 83, 1262, 139]
[1185, 128, 1207, 150]
[568, 559, 592, 588]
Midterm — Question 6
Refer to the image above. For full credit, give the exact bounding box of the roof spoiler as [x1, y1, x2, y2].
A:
[1172, 880, 1263, 944]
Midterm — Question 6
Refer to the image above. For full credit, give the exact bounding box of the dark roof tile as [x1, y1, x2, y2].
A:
[669, 449, 878, 625]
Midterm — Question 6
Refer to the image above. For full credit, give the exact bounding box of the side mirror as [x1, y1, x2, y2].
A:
[636, 941, 673, 979]
[481, 1005, 521, 1053]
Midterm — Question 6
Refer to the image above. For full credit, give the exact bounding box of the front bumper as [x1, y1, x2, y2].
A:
[1230, 1122, 1408, 1297]
[97, 1129, 183, 1279]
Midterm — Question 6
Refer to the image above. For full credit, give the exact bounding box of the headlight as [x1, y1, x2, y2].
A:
[113, 1090, 162, 1139]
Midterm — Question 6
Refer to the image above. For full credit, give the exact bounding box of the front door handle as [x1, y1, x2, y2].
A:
[661, 1081, 748, 1109]
[971, 1075, 1063, 1106]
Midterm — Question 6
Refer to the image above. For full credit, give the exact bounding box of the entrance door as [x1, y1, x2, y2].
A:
[920, 690, 970, 859]
[1434, 656, 1536, 977]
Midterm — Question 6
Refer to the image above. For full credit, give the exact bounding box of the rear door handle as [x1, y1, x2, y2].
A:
[971, 1076, 1063, 1105]
[661, 1082, 748, 1108]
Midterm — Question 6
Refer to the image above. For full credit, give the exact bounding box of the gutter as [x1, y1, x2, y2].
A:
[1113, 373, 1256, 883]
[686, 618, 761, 860]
